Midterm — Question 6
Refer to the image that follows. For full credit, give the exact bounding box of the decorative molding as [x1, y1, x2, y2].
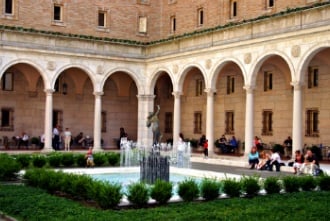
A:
[291, 45, 301, 58]
[243, 85, 255, 93]
[47, 61, 56, 71]
[136, 94, 155, 101]
[244, 53, 252, 64]
[97, 65, 104, 75]
[290, 81, 303, 90]
[172, 64, 178, 74]
[205, 59, 212, 69]
[93, 91, 104, 96]
[172, 91, 182, 98]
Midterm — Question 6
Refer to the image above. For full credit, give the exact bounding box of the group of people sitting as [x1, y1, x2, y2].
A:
[248, 145, 322, 175]
[248, 146, 283, 172]
[216, 135, 239, 153]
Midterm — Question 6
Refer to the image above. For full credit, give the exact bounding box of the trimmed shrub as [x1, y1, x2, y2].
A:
[15, 154, 31, 168]
[263, 176, 281, 194]
[222, 178, 241, 197]
[0, 154, 21, 181]
[282, 176, 300, 193]
[91, 180, 123, 209]
[71, 174, 95, 200]
[177, 178, 199, 202]
[76, 154, 87, 167]
[31, 155, 47, 168]
[317, 174, 330, 191]
[200, 178, 221, 201]
[107, 153, 120, 166]
[300, 175, 317, 191]
[61, 153, 75, 167]
[93, 153, 107, 167]
[48, 153, 62, 168]
[150, 179, 173, 204]
[240, 176, 260, 196]
[127, 182, 150, 207]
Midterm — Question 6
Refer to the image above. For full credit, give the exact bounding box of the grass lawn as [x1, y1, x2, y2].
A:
[0, 184, 329, 221]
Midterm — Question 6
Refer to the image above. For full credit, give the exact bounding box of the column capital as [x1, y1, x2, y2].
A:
[44, 89, 55, 94]
[204, 88, 217, 97]
[290, 81, 303, 90]
[136, 94, 155, 101]
[243, 85, 255, 94]
[93, 91, 104, 96]
[172, 91, 182, 99]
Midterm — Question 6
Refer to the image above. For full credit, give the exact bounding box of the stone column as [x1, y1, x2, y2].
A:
[42, 89, 54, 152]
[205, 88, 216, 156]
[243, 85, 255, 156]
[291, 81, 303, 156]
[137, 94, 155, 147]
[172, 91, 182, 148]
[93, 91, 104, 152]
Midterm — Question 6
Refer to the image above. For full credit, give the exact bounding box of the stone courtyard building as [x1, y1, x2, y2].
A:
[0, 0, 329, 158]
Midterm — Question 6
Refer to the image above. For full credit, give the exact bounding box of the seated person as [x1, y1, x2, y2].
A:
[219, 135, 227, 143]
[257, 151, 270, 170]
[266, 148, 282, 172]
[248, 146, 259, 169]
[85, 147, 94, 167]
[254, 136, 263, 151]
[74, 132, 85, 146]
[300, 150, 320, 175]
[293, 150, 304, 174]
[228, 136, 238, 152]
[18, 132, 29, 149]
[85, 135, 93, 147]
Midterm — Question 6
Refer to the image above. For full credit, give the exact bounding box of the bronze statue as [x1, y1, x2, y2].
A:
[147, 105, 162, 145]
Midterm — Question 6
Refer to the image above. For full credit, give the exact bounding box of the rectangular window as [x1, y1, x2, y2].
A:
[101, 111, 107, 132]
[138, 16, 147, 33]
[5, 0, 13, 14]
[98, 11, 106, 27]
[226, 76, 235, 94]
[54, 4, 62, 21]
[170, 16, 176, 33]
[198, 8, 204, 26]
[195, 79, 203, 96]
[194, 112, 202, 134]
[264, 71, 273, 91]
[164, 112, 173, 133]
[306, 109, 319, 137]
[308, 66, 318, 88]
[225, 111, 234, 134]
[0, 108, 14, 131]
[231, 1, 237, 18]
[262, 110, 273, 135]
[2, 72, 13, 91]
[268, 0, 275, 8]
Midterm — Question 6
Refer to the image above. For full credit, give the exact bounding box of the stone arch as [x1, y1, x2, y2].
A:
[149, 66, 175, 95]
[210, 58, 247, 89]
[0, 59, 48, 91]
[101, 67, 143, 95]
[177, 63, 207, 93]
[53, 64, 96, 94]
[250, 50, 295, 87]
[297, 43, 330, 83]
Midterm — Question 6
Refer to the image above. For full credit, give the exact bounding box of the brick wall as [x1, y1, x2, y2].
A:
[0, 0, 324, 42]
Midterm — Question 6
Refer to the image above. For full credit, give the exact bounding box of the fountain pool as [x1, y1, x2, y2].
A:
[61, 167, 241, 204]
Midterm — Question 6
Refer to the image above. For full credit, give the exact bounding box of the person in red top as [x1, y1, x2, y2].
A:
[85, 146, 94, 167]
[203, 139, 208, 159]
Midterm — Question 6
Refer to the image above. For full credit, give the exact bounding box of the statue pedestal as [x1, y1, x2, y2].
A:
[140, 150, 169, 184]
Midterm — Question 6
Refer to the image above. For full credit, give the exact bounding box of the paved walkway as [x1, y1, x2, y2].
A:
[190, 154, 330, 176]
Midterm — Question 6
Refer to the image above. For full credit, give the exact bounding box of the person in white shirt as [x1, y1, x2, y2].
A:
[18, 132, 29, 149]
[63, 128, 72, 151]
[267, 149, 282, 172]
